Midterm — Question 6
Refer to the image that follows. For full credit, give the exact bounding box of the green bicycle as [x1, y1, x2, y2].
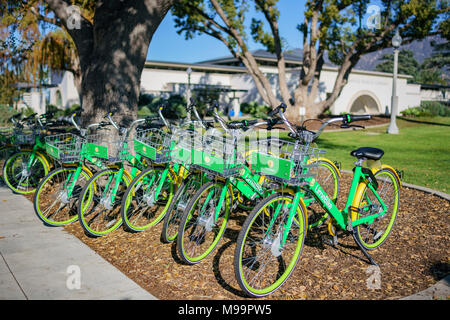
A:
[175, 106, 295, 265]
[2, 112, 66, 194]
[77, 108, 176, 237]
[160, 101, 214, 243]
[33, 108, 122, 226]
[75, 111, 152, 237]
[176, 103, 342, 265]
[234, 106, 401, 297]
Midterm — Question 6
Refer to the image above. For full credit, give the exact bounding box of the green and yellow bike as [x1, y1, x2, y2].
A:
[175, 105, 340, 265]
[234, 105, 401, 297]
[2, 111, 68, 194]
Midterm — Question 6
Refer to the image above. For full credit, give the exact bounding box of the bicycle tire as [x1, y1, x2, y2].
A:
[306, 158, 340, 229]
[2, 150, 49, 194]
[33, 166, 91, 226]
[77, 167, 130, 237]
[161, 173, 203, 243]
[234, 192, 307, 297]
[177, 180, 232, 264]
[120, 166, 175, 232]
[352, 167, 400, 250]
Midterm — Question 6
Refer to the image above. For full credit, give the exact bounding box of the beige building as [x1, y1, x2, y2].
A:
[29, 50, 445, 118]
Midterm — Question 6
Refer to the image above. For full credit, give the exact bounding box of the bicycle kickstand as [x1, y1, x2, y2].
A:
[351, 229, 378, 266]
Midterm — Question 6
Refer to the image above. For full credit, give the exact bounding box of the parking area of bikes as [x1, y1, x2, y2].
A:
[55, 173, 449, 300]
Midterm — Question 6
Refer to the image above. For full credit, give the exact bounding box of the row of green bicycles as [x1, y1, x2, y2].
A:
[0, 102, 401, 297]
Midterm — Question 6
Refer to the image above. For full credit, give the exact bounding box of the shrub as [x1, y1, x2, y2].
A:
[137, 106, 152, 118]
[138, 94, 187, 120]
[0, 104, 20, 125]
[240, 101, 271, 118]
[401, 101, 450, 117]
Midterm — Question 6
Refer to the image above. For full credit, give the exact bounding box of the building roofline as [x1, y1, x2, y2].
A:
[144, 60, 247, 73]
[145, 58, 414, 79]
[419, 83, 450, 90]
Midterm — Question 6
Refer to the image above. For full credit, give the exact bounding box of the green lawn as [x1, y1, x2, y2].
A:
[315, 119, 450, 194]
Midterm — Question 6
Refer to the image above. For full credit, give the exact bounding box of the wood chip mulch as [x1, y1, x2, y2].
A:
[59, 173, 449, 300]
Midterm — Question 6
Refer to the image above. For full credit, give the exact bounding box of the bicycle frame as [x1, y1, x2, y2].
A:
[267, 163, 389, 250]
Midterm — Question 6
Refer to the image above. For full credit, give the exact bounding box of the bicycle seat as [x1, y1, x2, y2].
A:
[350, 147, 384, 160]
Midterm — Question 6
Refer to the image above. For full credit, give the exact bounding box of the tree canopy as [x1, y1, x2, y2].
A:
[172, 0, 450, 120]
[1, 0, 174, 125]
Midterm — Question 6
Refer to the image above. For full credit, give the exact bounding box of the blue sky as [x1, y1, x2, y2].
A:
[147, 1, 308, 63]
[147, 1, 383, 63]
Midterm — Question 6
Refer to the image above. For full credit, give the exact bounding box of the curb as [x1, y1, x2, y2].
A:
[401, 275, 450, 300]
[400, 181, 450, 201]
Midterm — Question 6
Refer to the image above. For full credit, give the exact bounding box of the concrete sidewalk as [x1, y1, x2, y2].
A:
[1, 185, 448, 301]
[0, 186, 157, 300]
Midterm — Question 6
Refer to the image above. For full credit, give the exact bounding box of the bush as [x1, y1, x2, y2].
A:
[240, 101, 271, 118]
[137, 106, 152, 118]
[138, 93, 154, 107]
[401, 101, 450, 117]
[0, 104, 20, 125]
[138, 94, 187, 120]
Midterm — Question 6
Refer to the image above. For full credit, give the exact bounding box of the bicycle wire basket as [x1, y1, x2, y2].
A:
[12, 128, 39, 145]
[170, 126, 202, 166]
[84, 131, 129, 163]
[0, 127, 14, 145]
[134, 128, 173, 163]
[45, 133, 86, 163]
[248, 138, 326, 186]
[189, 132, 244, 178]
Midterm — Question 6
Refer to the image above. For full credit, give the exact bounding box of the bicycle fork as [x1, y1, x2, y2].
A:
[59, 165, 84, 203]
[264, 191, 303, 258]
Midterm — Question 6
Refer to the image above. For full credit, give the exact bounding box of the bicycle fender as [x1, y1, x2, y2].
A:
[350, 182, 367, 222]
[20, 148, 52, 172]
[309, 157, 342, 178]
[61, 163, 95, 179]
[371, 164, 402, 188]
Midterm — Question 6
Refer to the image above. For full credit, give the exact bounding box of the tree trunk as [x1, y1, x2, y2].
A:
[45, 0, 174, 126]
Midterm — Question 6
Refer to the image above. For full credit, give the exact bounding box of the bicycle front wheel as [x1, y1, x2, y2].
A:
[234, 192, 307, 297]
[2, 151, 49, 194]
[161, 173, 203, 243]
[78, 168, 130, 237]
[177, 180, 232, 264]
[34, 166, 91, 226]
[121, 166, 175, 232]
[353, 167, 400, 250]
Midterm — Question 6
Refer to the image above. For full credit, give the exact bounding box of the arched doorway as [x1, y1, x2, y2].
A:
[348, 91, 382, 115]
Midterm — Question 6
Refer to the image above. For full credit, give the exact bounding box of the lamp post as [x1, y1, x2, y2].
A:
[387, 28, 402, 134]
[186, 67, 192, 103]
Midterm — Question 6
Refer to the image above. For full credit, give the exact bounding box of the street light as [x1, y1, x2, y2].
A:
[186, 67, 192, 115]
[387, 28, 402, 134]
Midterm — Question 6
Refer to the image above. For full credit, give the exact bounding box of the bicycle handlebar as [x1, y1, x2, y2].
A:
[269, 102, 371, 143]
[345, 114, 372, 122]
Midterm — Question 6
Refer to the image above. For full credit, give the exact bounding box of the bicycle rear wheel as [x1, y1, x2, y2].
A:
[353, 167, 400, 250]
[234, 192, 307, 297]
[306, 159, 340, 229]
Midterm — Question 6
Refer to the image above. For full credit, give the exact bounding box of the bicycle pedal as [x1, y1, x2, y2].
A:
[323, 235, 339, 246]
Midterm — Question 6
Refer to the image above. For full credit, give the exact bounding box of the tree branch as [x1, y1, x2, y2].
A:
[43, 0, 94, 70]
[30, 7, 62, 27]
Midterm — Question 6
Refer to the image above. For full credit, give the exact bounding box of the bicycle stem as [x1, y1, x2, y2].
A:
[158, 107, 171, 132]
